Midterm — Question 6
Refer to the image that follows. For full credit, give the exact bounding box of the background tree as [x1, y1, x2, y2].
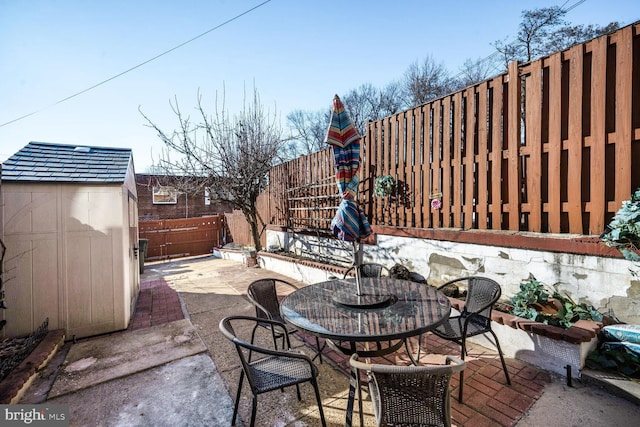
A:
[493, 6, 619, 69]
[454, 57, 496, 89]
[285, 109, 329, 155]
[401, 55, 452, 108]
[140, 88, 284, 252]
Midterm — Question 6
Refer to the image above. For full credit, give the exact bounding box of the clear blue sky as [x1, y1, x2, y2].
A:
[1, 0, 637, 172]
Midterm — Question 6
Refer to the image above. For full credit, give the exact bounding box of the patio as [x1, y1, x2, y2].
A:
[20, 255, 640, 426]
[134, 256, 636, 426]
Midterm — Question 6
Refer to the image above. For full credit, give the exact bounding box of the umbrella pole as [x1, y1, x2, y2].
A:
[353, 241, 362, 295]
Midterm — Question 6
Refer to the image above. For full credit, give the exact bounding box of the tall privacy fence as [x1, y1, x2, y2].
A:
[263, 22, 640, 238]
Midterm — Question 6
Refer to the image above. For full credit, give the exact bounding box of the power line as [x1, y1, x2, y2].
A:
[0, 0, 272, 128]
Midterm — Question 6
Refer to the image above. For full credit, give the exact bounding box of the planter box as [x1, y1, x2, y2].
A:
[254, 250, 602, 378]
[448, 298, 602, 378]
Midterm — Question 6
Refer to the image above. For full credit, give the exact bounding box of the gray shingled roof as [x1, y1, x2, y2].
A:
[1, 141, 132, 183]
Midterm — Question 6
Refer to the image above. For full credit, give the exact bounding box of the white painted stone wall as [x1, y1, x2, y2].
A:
[266, 229, 640, 324]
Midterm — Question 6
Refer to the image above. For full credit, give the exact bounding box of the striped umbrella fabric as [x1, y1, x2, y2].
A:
[325, 94, 372, 242]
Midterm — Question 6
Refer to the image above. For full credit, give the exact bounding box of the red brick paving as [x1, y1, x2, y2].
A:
[297, 332, 550, 427]
[128, 279, 184, 330]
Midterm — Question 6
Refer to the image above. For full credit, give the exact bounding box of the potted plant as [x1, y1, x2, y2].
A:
[374, 175, 395, 224]
[509, 274, 603, 329]
[373, 175, 395, 198]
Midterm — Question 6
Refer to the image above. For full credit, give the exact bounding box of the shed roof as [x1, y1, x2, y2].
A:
[1, 141, 133, 183]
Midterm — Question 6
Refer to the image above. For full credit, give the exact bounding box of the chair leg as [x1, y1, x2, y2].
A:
[311, 377, 328, 427]
[232, 370, 244, 426]
[250, 395, 258, 427]
[489, 330, 511, 385]
[458, 338, 467, 403]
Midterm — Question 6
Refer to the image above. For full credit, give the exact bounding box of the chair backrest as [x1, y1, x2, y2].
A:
[463, 277, 502, 320]
[350, 354, 465, 427]
[219, 315, 288, 390]
[247, 278, 296, 322]
[343, 263, 389, 279]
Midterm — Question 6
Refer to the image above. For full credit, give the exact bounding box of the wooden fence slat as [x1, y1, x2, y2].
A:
[526, 60, 543, 232]
[452, 91, 463, 228]
[432, 100, 443, 228]
[441, 97, 452, 227]
[567, 44, 585, 234]
[421, 104, 432, 228]
[589, 35, 607, 234]
[547, 52, 563, 233]
[464, 87, 476, 229]
[490, 76, 504, 229]
[476, 82, 489, 229]
[390, 116, 399, 227]
[614, 25, 633, 209]
[397, 111, 407, 227]
[507, 61, 522, 230]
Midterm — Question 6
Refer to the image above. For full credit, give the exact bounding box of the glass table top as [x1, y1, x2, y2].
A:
[280, 277, 451, 342]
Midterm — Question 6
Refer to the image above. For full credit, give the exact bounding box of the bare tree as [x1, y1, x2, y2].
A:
[378, 81, 405, 117]
[493, 6, 619, 69]
[285, 109, 329, 155]
[401, 55, 452, 107]
[544, 21, 619, 53]
[342, 83, 382, 136]
[455, 57, 496, 89]
[140, 88, 284, 252]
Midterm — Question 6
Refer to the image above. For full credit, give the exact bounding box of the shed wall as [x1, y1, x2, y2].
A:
[2, 182, 133, 338]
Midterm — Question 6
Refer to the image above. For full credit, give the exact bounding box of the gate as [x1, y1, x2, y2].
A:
[139, 215, 226, 261]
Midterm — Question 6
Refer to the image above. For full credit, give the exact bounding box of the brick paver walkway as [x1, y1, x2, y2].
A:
[128, 279, 184, 330]
[296, 331, 549, 427]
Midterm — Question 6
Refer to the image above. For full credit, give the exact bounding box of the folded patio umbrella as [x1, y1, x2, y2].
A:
[326, 94, 372, 242]
[325, 95, 372, 295]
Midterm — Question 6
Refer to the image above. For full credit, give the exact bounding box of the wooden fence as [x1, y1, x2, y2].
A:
[264, 22, 640, 237]
[139, 215, 226, 261]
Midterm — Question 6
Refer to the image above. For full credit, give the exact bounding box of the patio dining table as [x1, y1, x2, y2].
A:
[280, 277, 451, 427]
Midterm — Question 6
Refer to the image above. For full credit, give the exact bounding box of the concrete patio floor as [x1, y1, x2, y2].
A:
[22, 255, 640, 426]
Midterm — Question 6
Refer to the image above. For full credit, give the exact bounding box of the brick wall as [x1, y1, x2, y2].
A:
[136, 174, 233, 220]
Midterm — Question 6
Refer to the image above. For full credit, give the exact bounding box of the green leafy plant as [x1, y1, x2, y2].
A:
[510, 274, 602, 328]
[373, 175, 395, 197]
[510, 274, 550, 321]
[601, 188, 640, 262]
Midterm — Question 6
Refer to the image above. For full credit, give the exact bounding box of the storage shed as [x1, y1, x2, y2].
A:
[1, 142, 140, 339]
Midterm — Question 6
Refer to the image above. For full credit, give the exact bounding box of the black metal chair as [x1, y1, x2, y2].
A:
[432, 276, 511, 402]
[350, 353, 465, 427]
[343, 262, 390, 279]
[219, 315, 327, 427]
[247, 278, 325, 363]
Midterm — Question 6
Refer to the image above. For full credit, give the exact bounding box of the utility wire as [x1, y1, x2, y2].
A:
[0, 0, 272, 128]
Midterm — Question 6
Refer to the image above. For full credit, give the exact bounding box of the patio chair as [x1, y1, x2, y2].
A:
[219, 315, 327, 427]
[343, 262, 390, 279]
[247, 278, 325, 363]
[432, 276, 511, 402]
[349, 353, 465, 427]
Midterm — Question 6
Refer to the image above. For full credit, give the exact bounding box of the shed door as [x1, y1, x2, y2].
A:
[128, 191, 140, 310]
